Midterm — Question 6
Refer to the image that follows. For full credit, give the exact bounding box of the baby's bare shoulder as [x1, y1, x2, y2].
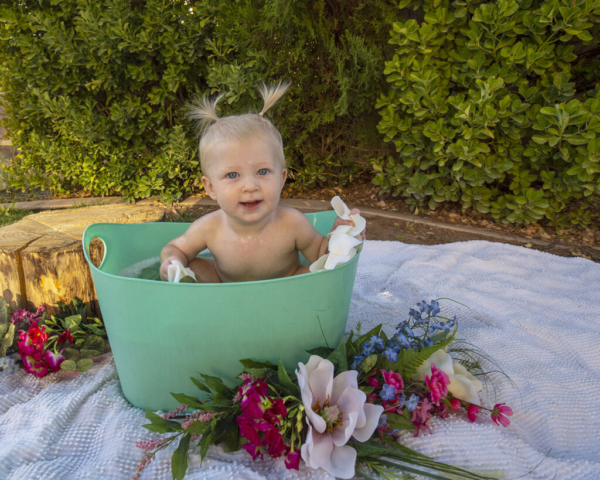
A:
[275, 206, 310, 227]
[183, 209, 222, 238]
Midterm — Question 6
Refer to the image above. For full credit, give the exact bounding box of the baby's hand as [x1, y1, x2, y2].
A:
[331, 208, 366, 241]
[160, 256, 187, 281]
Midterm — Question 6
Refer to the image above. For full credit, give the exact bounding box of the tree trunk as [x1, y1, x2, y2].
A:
[0, 204, 165, 316]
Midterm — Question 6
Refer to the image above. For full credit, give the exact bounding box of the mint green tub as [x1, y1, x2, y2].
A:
[82, 211, 360, 411]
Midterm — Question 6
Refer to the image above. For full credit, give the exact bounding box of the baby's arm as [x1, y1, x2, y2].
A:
[159, 215, 211, 280]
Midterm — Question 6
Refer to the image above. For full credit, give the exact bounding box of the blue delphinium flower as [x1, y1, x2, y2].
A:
[378, 414, 388, 429]
[406, 394, 420, 412]
[429, 300, 440, 316]
[361, 342, 374, 356]
[380, 383, 396, 401]
[367, 335, 385, 351]
[350, 355, 365, 370]
[382, 347, 398, 363]
[396, 392, 406, 409]
[394, 332, 411, 349]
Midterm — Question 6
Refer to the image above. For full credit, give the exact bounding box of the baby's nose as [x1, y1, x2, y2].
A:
[241, 177, 259, 192]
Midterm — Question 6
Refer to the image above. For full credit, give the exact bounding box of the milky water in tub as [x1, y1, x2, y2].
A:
[116, 252, 310, 281]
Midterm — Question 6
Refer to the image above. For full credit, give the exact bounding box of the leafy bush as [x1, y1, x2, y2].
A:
[0, 0, 398, 200]
[205, 0, 398, 189]
[374, 0, 600, 227]
[0, 0, 213, 203]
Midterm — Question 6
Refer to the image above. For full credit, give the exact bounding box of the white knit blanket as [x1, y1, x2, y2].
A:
[1, 240, 599, 480]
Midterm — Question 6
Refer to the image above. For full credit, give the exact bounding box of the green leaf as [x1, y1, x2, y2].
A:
[200, 374, 231, 394]
[62, 347, 80, 362]
[0, 323, 15, 357]
[64, 315, 82, 329]
[277, 358, 299, 395]
[79, 349, 101, 359]
[77, 358, 94, 372]
[387, 412, 416, 431]
[143, 423, 179, 434]
[359, 354, 378, 373]
[0, 298, 8, 325]
[60, 360, 77, 371]
[172, 433, 191, 480]
[199, 431, 213, 463]
[83, 334, 106, 351]
[326, 337, 348, 373]
[145, 409, 182, 431]
[305, 346, 334, 357]
[170, 392, 204, 409]
[191, 376, 212, 394]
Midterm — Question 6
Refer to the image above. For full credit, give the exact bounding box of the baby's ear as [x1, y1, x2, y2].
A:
[280, 169, 287, 189]
[201, 175, 217, 200]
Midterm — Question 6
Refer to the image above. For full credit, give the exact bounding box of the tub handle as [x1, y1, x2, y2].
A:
[82, 225, 108, 271]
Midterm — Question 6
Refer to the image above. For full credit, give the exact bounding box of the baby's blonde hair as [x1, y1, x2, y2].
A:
[187, 81, 290, 175]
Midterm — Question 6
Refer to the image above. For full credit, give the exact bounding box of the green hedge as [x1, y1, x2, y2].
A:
[374, 0, 600, 227]
[0, 0, 397, 202]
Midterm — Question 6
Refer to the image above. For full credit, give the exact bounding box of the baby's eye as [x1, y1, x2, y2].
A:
[258, 168, 269, 176]
[226, 172, 238, 179]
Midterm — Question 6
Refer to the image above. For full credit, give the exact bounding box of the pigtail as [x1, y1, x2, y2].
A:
[186, 93, 224, 134]
[258, 81, 290, 117]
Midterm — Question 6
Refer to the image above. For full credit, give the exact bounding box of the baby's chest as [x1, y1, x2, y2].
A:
[209, 235, 298, 280]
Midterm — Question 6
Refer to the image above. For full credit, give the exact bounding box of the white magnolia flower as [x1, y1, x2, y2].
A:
[331, 196, 366, 236]
[167, 260, 197, 283]
[297, 356, 383, 479]
[310, 197, 366, 272]
[414, 349, 483, 405]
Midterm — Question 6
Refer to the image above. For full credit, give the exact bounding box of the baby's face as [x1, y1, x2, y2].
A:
[201, 137, 287, 226]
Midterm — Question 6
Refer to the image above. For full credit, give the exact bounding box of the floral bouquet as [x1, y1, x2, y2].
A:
[134, 300, 512, 480]
[0, 297, 108, 378]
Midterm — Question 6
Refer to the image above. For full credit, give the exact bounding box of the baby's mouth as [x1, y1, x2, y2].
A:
[240, 200, 262, 210]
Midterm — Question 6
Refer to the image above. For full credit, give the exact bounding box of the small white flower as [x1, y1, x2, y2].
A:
[414, 349, 483, 405]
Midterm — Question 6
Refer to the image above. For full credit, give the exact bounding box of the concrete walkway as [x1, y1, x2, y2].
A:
[3, 194, 599, 258]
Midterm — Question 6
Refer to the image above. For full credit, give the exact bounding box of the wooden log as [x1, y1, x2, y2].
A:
[0, 204, 165, 315]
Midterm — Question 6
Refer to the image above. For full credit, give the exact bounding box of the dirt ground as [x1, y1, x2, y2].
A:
[164, 183, 600, 263]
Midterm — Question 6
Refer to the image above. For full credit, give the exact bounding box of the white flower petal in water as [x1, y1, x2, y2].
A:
[327, 224, 353, 237]
[331, 196, 351, 220]
[324, 249, 356, 270]
[167, 261, 197, 283]
[329, 232, 362, 256]
[297, 356, 384, 479]
[309, 254, 329, 272]
[348, 213, 366, 237]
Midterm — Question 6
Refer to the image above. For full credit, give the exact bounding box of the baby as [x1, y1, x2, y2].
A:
[159, 82, 364, 283]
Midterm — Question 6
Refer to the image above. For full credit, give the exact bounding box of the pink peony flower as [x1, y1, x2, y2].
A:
[491, 403, 513, 427]
[467, 404, 481, 422]
[410, 397, 434, 435]
[381, 369, 404, 392]
[425, 363, 450, 406]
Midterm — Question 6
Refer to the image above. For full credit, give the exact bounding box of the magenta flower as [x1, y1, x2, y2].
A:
[367, 376, 379, 388]
[425, 363, 450, 406]
[44, 349, 65, 372]
[285, 451, 300, 470]
[22, 355, 49, 378]
[381, 369, 404, 392]
[491, 403, 513, 427]
[449, 398, 462, 411]
[467, 404, 481, 422]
